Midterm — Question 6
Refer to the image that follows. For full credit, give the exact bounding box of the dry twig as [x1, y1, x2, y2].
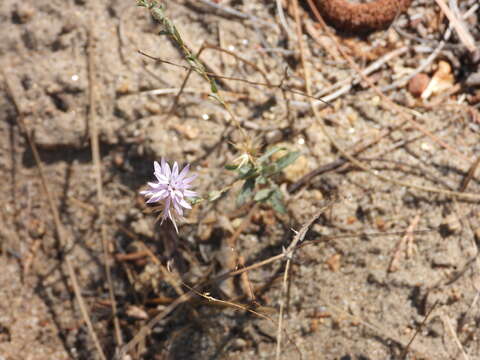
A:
[400, 301, 439, 358]
[275, 204, 326, 359]
[434, 0, 476, 53]
[442, 314, 470, 360]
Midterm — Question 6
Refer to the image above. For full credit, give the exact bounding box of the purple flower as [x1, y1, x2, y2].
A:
[140, 158, 197, 232]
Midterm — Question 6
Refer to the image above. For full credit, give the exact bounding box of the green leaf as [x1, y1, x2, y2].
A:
[186, 56, 197, 68]
[258, 146, 286, 163]
[237, 178, 254, 205]
[260, 163, 278, 177]
[268, 189, 287, 214]
[255, 175, 267, 185]
[275, 151, 300, 171]
[237, 163, 255, 179]
[171, 27, 182, 42]
[225, 164, 238, 171]
[210, 80, 218, 93]
[254, 188, 273, 202]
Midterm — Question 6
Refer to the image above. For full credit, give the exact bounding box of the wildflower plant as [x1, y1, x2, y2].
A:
[140, 159, 197, 233]
[226, 145, 300, 214]
[136, 0, 300, 220]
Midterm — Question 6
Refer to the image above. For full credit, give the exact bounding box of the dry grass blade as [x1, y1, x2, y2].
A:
[3, 71, 107, 360]
[442, 314, 470, 360]
[276, 0, 296, 40]
[400, 300, 439, 359]
[87, 24, 123, 348]
[434, 0, 476, 53]
[459, 155, 480, 192]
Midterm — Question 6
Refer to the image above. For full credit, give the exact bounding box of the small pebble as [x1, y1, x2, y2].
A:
[145, 102, 161, 114]
[265, 129, 282, 144]
[408, 73, 430, 97]
[116, 81, 132, 95]
[125, 305, 149, 320]
[282, 154, 309, 182]
[325, 253, 341, 272]
[230, 338, 247, 351]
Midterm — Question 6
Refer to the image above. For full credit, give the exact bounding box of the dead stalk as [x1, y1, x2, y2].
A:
[87, 23, 123, 347]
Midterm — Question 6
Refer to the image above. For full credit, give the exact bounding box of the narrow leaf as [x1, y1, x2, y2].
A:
[210, 80, 218, 93]
[225, 164, 238, 171]
[275, 151, 300, 171]
[269, 189, 287, 214]
[237, 178, 254, 205]
[254, 188, 273, 202]
[259, 146, 286, 163]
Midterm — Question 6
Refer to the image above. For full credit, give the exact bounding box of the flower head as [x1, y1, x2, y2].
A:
[231, 136, 261, 169]
[140, 158, 197, 233]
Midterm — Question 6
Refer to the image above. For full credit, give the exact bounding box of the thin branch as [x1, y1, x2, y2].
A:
[442, 314, 470, 360]
[276, 3, 310, 358]
[275, 203, 326, 359]
[434, 0, 476, 53]
[276, 0, 296, 41]
[400, 301, 439, 359]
